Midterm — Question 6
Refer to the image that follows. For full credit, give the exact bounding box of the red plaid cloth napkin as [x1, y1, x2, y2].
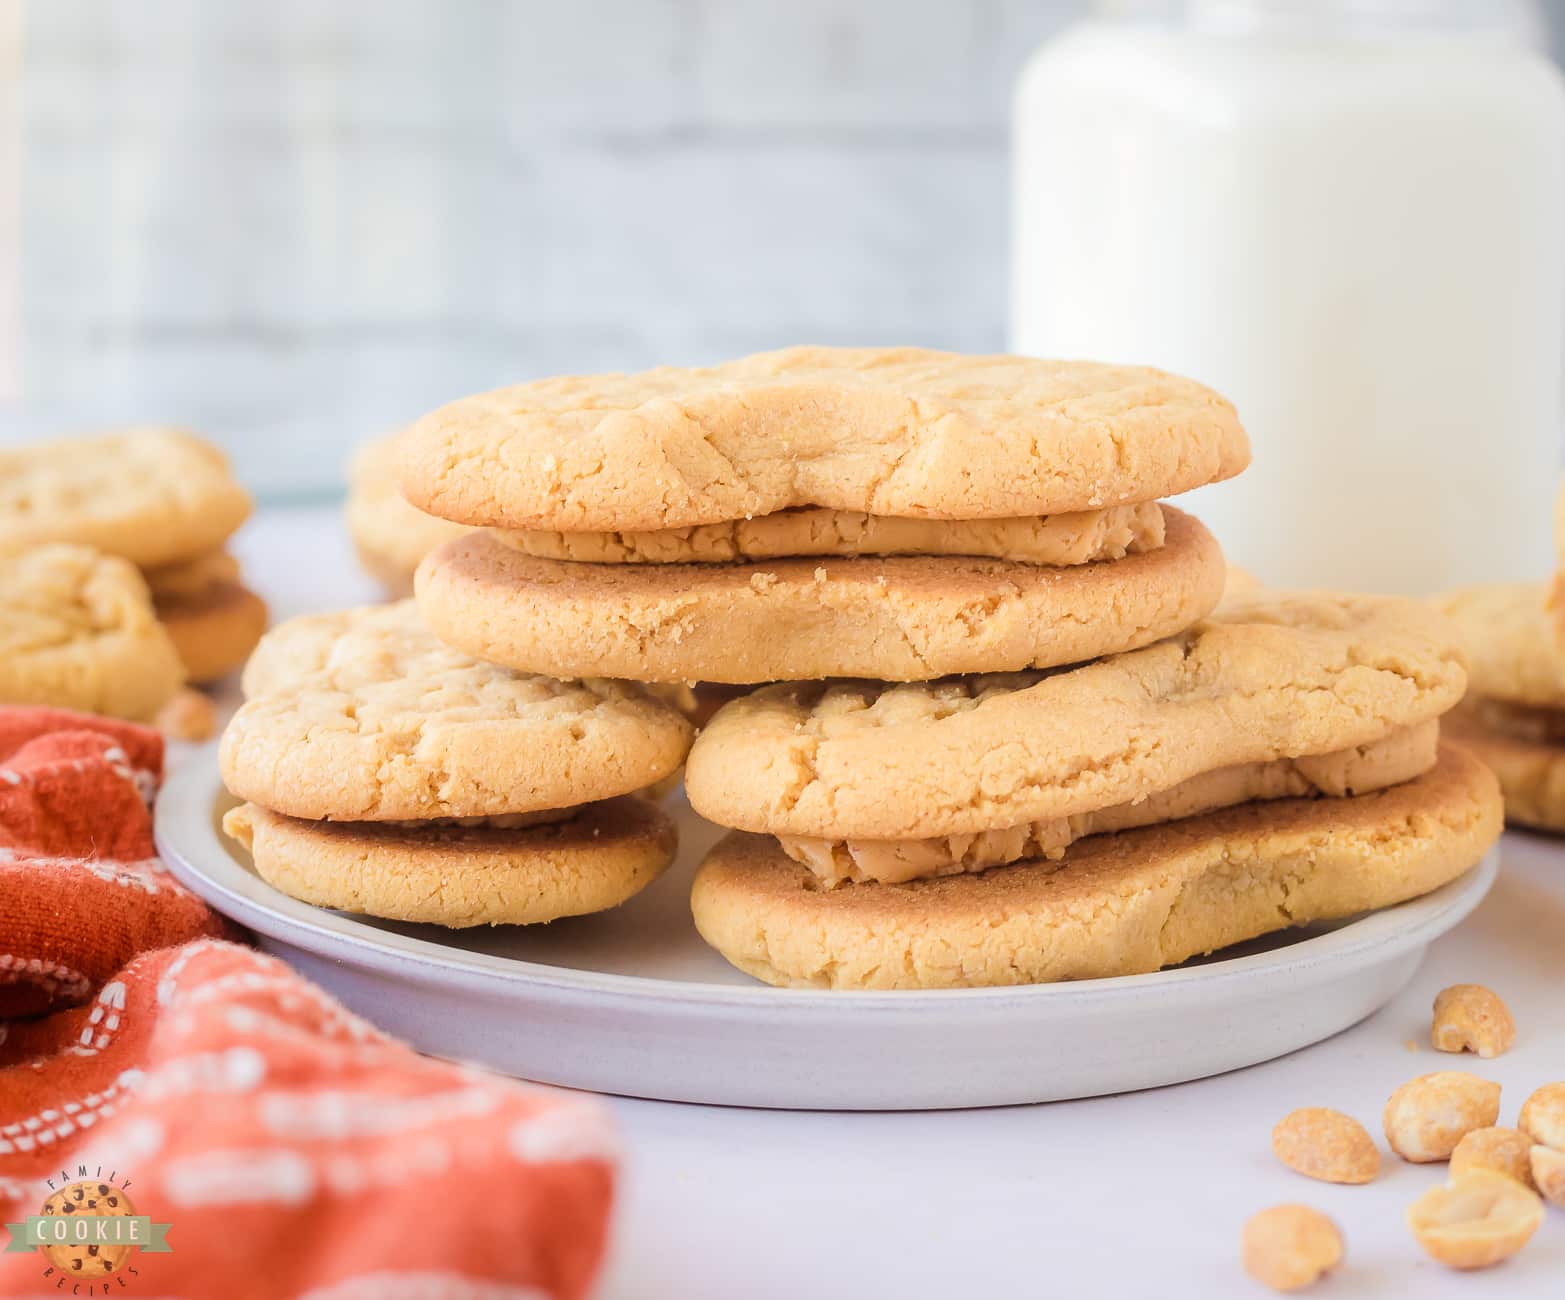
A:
[0, 708, 615, 1299]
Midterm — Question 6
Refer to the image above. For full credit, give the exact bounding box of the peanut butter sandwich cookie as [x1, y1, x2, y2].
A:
[686, 591, 1492, 987]
[345, 432, 469, 596]
[404, 346, 1246, 682]
[1434, 583, 1565, 831]
[220, 601, 691, 926]
[418, 506, 1225, 683]
[0, 544, 185, 723]
[143, 549, 269, 684]
[0, 427, 266, 681]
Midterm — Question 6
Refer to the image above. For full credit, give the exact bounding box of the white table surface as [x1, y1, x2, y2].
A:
[234, 506, 1565, 1300]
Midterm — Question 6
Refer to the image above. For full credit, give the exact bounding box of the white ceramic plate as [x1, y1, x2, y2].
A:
[156, 753, 1497, 1111]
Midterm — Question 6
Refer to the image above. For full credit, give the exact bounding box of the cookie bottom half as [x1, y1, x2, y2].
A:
[155, 579, 269, 683]
[689, 744, 1501, 990]
[224, 795, 677, 927]
[779, 721, 1439, 885]
[414, 507, 1225, 684]
[1442, 708, 1565, 833]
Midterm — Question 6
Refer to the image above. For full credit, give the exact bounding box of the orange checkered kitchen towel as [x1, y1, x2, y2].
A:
[0, 708, 615, 1299]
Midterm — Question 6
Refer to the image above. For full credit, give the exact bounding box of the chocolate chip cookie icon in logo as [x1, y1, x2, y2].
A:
[39, 1180, 138, 1278]
[4, 1170, 173, 1286]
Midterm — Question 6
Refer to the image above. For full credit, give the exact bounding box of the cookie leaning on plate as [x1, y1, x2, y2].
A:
[417, 506, 1226, 683]
[685, 590, 1468, 875]
[690, 746, 1500, 989]
[220, 602, 692, 926]
[0, 544, 185, 722]
[685, 589, 1491, 988]
[1433, 582, 1565, 831]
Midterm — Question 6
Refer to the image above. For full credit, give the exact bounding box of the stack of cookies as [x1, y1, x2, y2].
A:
[402, 348, 1242, 683]
[220, 602, 691, 927]
[1424, 476, 1565, 833]
[394, 346, 1501, 985]
[0, 428, 267, 688]
[1435, 503, 1565, 832]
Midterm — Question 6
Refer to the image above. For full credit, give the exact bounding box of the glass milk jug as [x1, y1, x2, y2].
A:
[1011, 0, 1565, 593]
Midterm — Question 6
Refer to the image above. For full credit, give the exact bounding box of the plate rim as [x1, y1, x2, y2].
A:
[156, 750, 1499, 1015]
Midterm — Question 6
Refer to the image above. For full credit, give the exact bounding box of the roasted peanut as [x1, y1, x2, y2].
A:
[1271, 1108, 1379, 1185]
[1431, 984, 1515, 1059]
[156, 687, 217, 742]
[1406, 1169, 1543, 1270]
[1242, 1205, 1343, 1292]
[1530, 1144, 1565, 1208]
[1450, 1127, 1536, 1190]
[1383, 1072, 1500, 1163]
[1518, 1082, 1565, 1150]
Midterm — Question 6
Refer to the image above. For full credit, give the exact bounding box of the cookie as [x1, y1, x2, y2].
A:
[780, 722, 1438, 884]
[1432, 583, 1565, 707]
[221, 601, 694, 820]
[345, 433, 470, 596]
[0, 428, 252, 568]
[224, 795, 677, 927]
[1, 544, 185, 722]
[155, 578, 269, 684]
[689, 744, 1501, 989]
[415, 505, 1227, 684]
[399, 346, 1249, 531]
[493, 501, 1165, 566]
[1442, 706, 1565, 832]
[142, 549, 242, 599]
[684, 590, 1466, 840]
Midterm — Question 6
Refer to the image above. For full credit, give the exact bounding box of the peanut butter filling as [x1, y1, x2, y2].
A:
[1461, 696, 1565, 746]
[490, 501, 1164, 567]
[778, 721, 1440, 886]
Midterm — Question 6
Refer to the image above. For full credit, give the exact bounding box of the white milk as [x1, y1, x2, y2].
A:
[1011, 0, 1565, 593]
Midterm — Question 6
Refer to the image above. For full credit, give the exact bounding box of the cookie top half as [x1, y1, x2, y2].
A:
[0, 428, 253, 568]
[0, 543, 185, 721]
[398, 346, 1250, 531]
[221, 601, 694, 821]
[684, 590, 1468, 840]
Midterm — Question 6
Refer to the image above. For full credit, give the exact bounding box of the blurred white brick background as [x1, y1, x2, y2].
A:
[2, 0, 1563, 497]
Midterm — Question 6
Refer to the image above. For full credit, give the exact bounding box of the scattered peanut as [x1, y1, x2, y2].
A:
[1430, 984, 1515, 1059]
[1518, 1082, 1565, 1150]
[156, 687, 217, 742]
[1450, 1128, 1536, 1190]
[1406, 1169, 1543, 1270]
[1531, 1145, 1565, 1209]
[1271, 1108, 1379, 1185]
[1383, 1072, 1500, 1163]
[1242, 1205, 1344, 1293]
